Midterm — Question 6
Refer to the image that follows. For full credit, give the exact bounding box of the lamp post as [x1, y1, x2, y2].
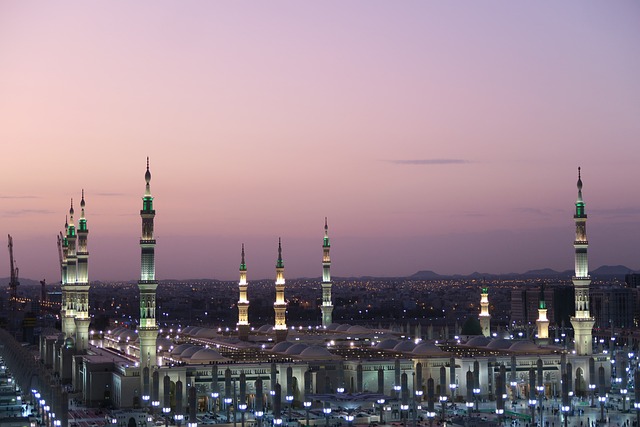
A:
[239, 403, 247, 427]
[323, 405, 331, 427]
[304, 401, 311, 427]
[225, 397, 233, 424]
[345, 414, 354, 427]
[285, 395, 293, 426]
[211, 392, 219, 419]
[377, 399, 385, 425]
[414, 390, 423, 427]
[400, 404, 409, 427]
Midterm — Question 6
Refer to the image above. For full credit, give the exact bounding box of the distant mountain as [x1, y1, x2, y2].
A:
[0, 277, 44, 287]
[408, 265, 638, 281]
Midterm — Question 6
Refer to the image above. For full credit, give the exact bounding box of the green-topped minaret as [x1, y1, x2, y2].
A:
[570, 167, 595, 355]
[63, 200, 78, 341]
[274, 238, 288, 342]
[536, 284, 549, 343]
[479, 286, 490, 337]
[237, 244, 250, 341]
[74, 190, 91, 351]
[321, 218, 334, 328]
[138, 158, 159, 375]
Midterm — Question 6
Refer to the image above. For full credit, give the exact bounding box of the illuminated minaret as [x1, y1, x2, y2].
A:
[138, 158, 159, 371]
[273, 238, 288, 343]
[570, 167, 595, 356]
[60, 219, 71, 338]
[479, 287, 490, 337]
[74, 191, 91, 351]
[63, 201, 78, 340]
[321, 218, 333, 328]
[237, 244, 250, 341]
[536, 285, 549, 343]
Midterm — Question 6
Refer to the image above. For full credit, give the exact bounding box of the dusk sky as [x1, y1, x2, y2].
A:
[1, 2, 639, 281]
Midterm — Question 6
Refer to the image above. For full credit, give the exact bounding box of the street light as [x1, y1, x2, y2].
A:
[211, 392, 219, 418]
[323, 406, 332, 427]
[345, 414, 354, 427]
[285, 395, 293, 425]
[163, 406, 171, 427]
[303, 401, 311, 427]
[225, 397, 233, 423]
[238, 403, 247, 427]
[377, 398, 385, 424]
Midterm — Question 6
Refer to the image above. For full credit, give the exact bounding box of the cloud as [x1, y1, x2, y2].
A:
[389, 159, 469, 165]
[0, 195, 40, 199]
[96, 192, 127, 197]
[591, 207, 640, 217]
[514, 207, 551, 217]
[1, 209, 53, 217]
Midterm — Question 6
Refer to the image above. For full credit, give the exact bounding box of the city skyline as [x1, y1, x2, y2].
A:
[1, 2, 639, 281]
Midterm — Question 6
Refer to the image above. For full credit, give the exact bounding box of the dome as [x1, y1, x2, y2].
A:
[465, 336, 492, 347]
[284, 343, 309, 355]
[336, 324, 351, 332]
[326, 323, 341, 331]
[170, 343, 194, 356]
[195, 328, 218, 339]
[271, 341, 295, 353]
[156, 337, 173, 351]
[299, 346, 334, 359]
[257, 325, 273, 333]
[486, 339, 513, 350]
[393, 341, 417, 353]
[509, 341, 540, 353]
[376, 339, 399, 350]
[186, 348, 226, 363]
[181, 326, 199, 335]
[412, 342, 444, 356]
[347, 325, 370, 334]
[179, 345, 203, 359]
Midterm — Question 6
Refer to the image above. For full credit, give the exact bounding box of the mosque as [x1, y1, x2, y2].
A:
[34, 162, 615, 425]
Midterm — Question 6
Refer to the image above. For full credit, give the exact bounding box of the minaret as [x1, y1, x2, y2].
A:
[321, 218, 333, 328]
[570, 167, 595, 355]
[138, 158, 159, 372]
[479, 287, 490, 337]
[59, 221, 69, 336]
[237, 244, 250, 341]
[536, 285, 549, 344]
[63, 201, 77, 341]
[273, 238, 288, 342]
[74, 190, 91, 351]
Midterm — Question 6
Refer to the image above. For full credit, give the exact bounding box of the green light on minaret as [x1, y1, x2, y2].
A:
[240, 244, 247, 271]
[323, 217, 330, 248]
[276, 238, 284, 268]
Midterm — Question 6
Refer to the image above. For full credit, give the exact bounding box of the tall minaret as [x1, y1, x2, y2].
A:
[74, 191, 91, 351]
[570, 167, 595, 355]
[321, 218, 333, 328]
[59, 220, 70, 338]
[479, 287, 490, 337]
[138, 158, 159, 372]
[536, 285, 549, 343]
[273, 238, 288, 342]
[63, 201, 78, 340]
[237, 244, 250, 341]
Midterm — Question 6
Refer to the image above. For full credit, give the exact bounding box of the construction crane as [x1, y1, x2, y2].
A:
[7, 234, 19, 312]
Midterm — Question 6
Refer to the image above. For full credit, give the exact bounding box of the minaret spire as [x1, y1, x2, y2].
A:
[75, 189, 91, 351]
[570, 167, 595, 355]
[321, 217, 334, 328]
[64, 198, 78, 341]
[237, 244, 250, 341]
[138, 158, 159, 378]
[274, 238, 288, 342]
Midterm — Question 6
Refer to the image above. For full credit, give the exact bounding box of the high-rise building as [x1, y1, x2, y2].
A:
[321, 218, 333, 328]
[570, 167, 595, 356]
[138, 158, 159, 371]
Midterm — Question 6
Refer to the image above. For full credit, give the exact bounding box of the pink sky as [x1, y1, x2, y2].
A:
[1, 1, 639, 281]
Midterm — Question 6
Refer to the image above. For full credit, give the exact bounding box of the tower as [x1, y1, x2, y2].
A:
[273, 238, 288, 342]
[59, 219, 71, 338]
[570, 167, 595, 355]
[63, 201, 77, 341]
[321, 218, 334, 328]
[536, 285, 549, 343]
[74, 191, 91, 351]
[237, 244, 250, 341]
[138, 158, 159, 371]
[479, 287, 490, 337]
